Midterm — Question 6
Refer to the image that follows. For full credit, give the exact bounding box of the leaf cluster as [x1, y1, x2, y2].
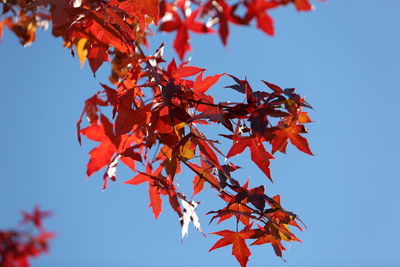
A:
[0, 0, 319, 266]
[0, 206, 54, 267]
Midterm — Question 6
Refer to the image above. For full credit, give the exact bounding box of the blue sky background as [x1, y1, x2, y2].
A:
[1, 1, 400, 266]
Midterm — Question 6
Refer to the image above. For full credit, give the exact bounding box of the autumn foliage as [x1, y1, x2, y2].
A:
[0, 0, 320, 266]
[0, 206, 54, 267]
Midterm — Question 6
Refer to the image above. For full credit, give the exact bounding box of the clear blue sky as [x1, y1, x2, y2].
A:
[1, 1, 399, 266]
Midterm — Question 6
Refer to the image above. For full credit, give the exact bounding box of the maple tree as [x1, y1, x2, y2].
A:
[0, 206, 54, 267]
[0, 0, 321, 266]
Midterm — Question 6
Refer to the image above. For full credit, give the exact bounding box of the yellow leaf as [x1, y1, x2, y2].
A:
[174, 122, 185, 131]
[180, 140, 195, 160]
[76, 38, 88, 67]
[278, 224, 293, 241]
[174, 122, 186, 138]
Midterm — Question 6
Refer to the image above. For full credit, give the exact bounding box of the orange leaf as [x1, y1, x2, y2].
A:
[76, 38, 88, 67]
[298, 112, 312, 123]
[271, 125, 313, 155]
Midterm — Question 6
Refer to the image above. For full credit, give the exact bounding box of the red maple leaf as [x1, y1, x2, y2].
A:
[244, 0, 280, 35]
[87, 44, 109, 75]
[271, 123, 313, 155]
[80, 120, 116, 178]
[159, 7, 214, 60]
[123, 164, 165, 218]
[209, 226, 255, 267]
[117, 0, 160, 28]
[224, 135, 274, 180]
[20, 205, 52, 231]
